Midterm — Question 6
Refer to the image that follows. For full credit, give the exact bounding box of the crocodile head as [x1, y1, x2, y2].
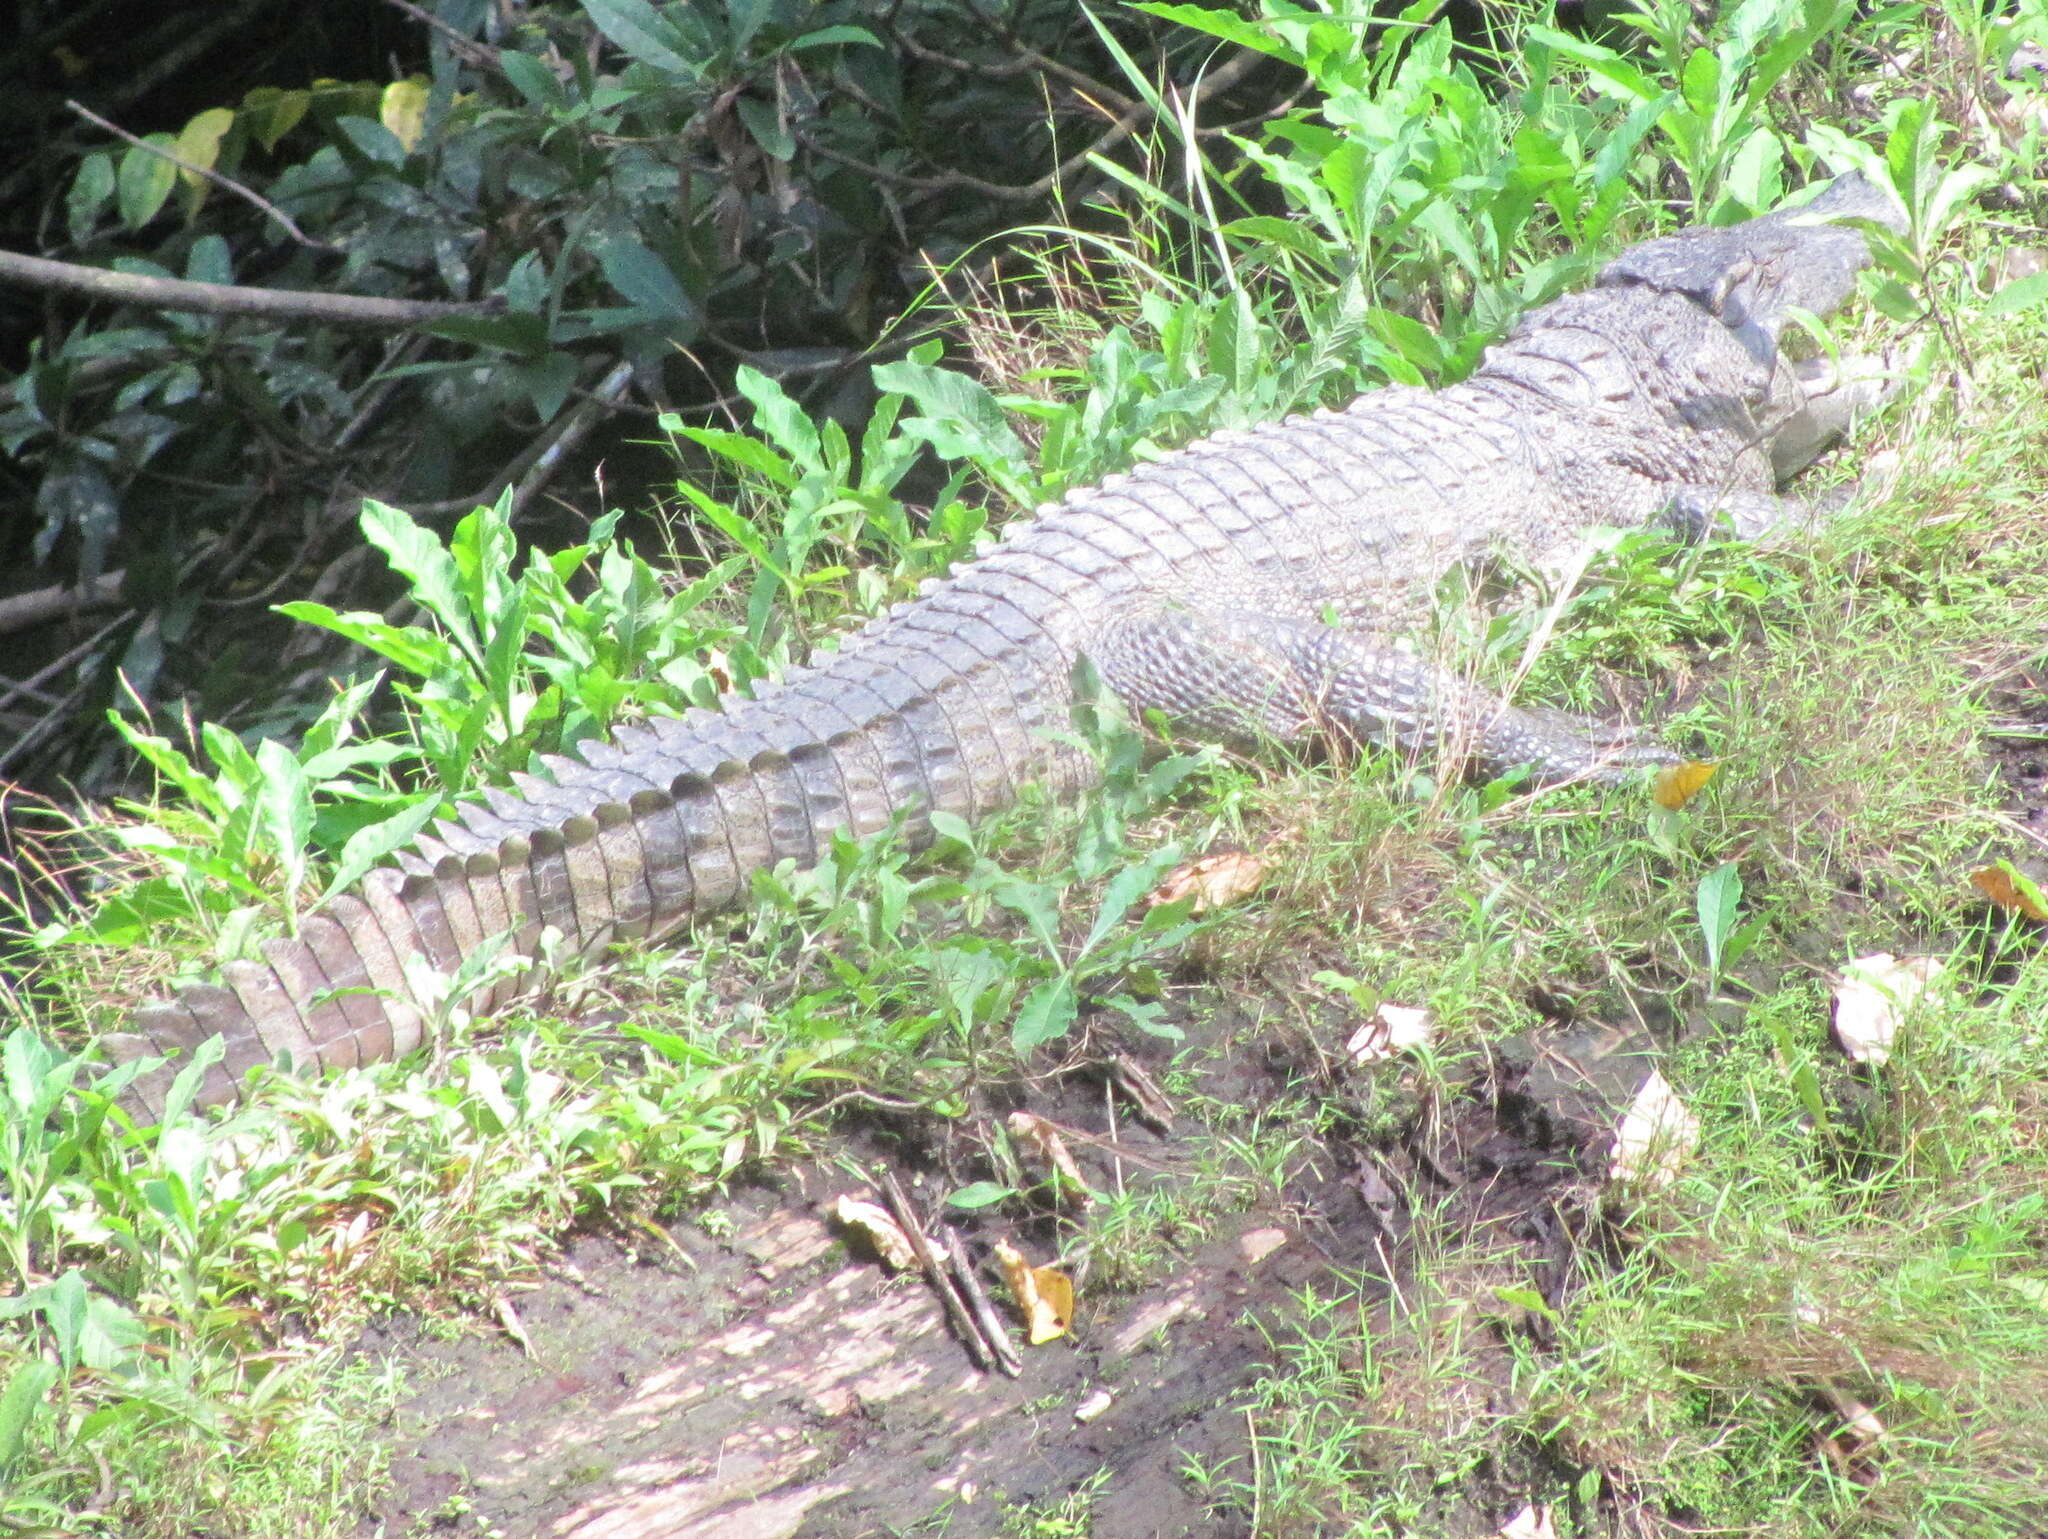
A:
[1597, 172, 1908, 371]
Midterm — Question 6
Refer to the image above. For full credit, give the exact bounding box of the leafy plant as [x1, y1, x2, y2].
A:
[1535, 0, 1860, 219]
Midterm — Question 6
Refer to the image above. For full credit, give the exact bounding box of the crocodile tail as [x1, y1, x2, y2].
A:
[102, 865, 446, 1120]
[101, 606, 1061, 1120]
[100, 734, 862, 1121]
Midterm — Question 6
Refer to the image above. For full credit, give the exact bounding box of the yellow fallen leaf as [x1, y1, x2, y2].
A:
[1832, 953, 1945, 1066]
[1972, 861, 2048, 921]
[1006, 1111, 1092, 1204]
[1346, 1003, 1433, 1064]
[832, 1195, 919, 1271]
[1652, 760, 1718, 810]
[1148, 849, 1269, 912]
[993, 1240, 1073, 1345]
[1608, 1070, 1699, 1188]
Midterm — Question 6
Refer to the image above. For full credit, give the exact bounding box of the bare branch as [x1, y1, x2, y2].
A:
[0, 249, 499, 330]
[0, 574, 125, 637]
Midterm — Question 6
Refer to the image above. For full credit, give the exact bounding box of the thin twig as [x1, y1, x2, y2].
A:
[66, 99, 338, 252]
[377, 0, 502, 71]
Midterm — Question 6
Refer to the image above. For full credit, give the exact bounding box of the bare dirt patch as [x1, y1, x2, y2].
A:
[358, 993, 1628, 1539]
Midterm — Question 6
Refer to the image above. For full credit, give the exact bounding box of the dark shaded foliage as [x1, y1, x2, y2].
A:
[0, 0, 1292, 789]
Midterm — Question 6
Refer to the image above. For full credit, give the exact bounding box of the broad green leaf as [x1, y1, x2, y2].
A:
[1524, 25, 1658, 104]
[1697, 861, 1743, 981]
[581, 0, 703, 79]
[734, 95, 793, 161]
[1679, 46, 1722, 119]
[619, 1021, 721, 1066]
[991, 875, 1064, 955]
[677, 483, 786, 578]
[418, 310, 552, 358]
[673, 426, 797, 487]
[4, 1028, 82, 1125]
[1220, 214, 1338, 263]
[927, 810, 975, 847]
[734, 364, 819, 464]
[106, 715, 222, 813]
[116, 134, 179, 229]
[513, 353, 578, 422]
[0, 1360, 57, 1469]
[498, 49, 567, 110]
[1082, 846, 1183, 955]
[947, 1181, 1017, 1210]
[299, 675, 381, 763]
[1129, 2, 1294, 58]
[871, 356, 1035, 501]
[274, 602, 463, 678]
[334, 114, 406, 167]
[66, 152, 116, 243]
[44, 1269, 87, 1374]
[785, 25, 883, 52]
[1987, 271, 2048, 317]
[241, 86, 309, 150]
[598, 239, 695, 321]
[450, 493, 520, 636]
[1869, 278, 1921, 322]
[358, 500, 478, 655]
[254, 737, 314, 906]
[1012, 976, 1077, 1051]
[78, 1291, 147, 1371]
[185, 233, 233, 285]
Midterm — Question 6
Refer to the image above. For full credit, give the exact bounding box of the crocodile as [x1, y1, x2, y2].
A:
[102, 173, 1904, 1119]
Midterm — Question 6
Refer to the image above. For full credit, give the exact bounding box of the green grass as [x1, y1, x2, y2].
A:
[1156, 280, 2048, 1535]
[5, 0, 2048, 1533]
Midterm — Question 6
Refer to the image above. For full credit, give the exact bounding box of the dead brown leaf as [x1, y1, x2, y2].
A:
[1007, 1111, 1093, 1205]
[1238, 1227, 1288, 1265]
[1147, 849, 1270, 912]
[832, 1195, 920, 1271]
[1972, 861, 2048, 921]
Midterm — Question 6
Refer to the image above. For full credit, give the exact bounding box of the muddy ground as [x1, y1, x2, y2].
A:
[357, 986, 1654, 1539]
[359, 664, 2047, 1539]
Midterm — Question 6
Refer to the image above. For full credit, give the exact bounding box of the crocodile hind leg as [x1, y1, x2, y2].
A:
[1091, 607, 1677, 785]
